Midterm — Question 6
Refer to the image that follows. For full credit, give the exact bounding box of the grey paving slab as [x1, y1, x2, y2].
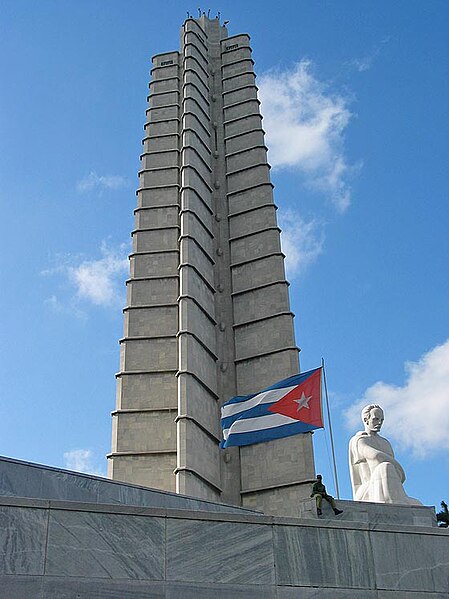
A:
[274, 524, 375, 589]
[371, 530, 449, 593]
[0, 495, 49, 509]
[42, 577, 166, 598]
[0, 575, 44, 598]
[93, 480, 160, 507]
[166, 581, 276, 598]
[277, 588, 378, 598]
[0, 506, 47, 575]
[378, 592, 449, 599]
[166, 518, 275, 584]
[0, 458, 43, 498]
[41, 469, 101, 502]
[46, 509, 165, 580]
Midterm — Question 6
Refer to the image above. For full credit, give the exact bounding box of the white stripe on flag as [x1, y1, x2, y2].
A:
[223, 412, 299, 439]
[221, 386, 297, 419]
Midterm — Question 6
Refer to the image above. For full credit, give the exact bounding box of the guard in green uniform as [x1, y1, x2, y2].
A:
[311, 474, 343, 516]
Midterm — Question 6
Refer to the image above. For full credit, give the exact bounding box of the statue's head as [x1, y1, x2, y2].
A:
[361, 404, 384, 434]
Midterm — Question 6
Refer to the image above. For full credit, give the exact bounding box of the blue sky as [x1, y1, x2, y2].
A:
[1, 0, 448, 509]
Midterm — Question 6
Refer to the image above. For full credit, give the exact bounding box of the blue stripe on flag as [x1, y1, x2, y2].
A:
[221, 402, 277, 430]
[220, 420, 318, 448]
[220, 367, 323, 448]
[222, 370, 319, 407]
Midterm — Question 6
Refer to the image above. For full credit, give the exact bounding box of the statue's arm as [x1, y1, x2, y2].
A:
[358, 438, 406, 482]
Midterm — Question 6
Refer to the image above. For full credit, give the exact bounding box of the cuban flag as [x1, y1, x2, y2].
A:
[220, 368, 323, 448]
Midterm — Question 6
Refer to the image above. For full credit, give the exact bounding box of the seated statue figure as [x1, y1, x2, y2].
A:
[349, 404, 421, 505]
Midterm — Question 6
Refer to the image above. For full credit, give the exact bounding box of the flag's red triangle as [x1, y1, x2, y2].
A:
[268, 368, 323, 428]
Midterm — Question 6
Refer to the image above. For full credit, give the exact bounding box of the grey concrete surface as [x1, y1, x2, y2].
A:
[166, 518, 275, 584]
[0, 455, 256, 514]
[298, 497, 437, 527]
[46, 510, 165, 579]
[0, 495, 447, 597]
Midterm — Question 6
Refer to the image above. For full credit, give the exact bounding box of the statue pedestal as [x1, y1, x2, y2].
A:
[298, 498, 437, 527]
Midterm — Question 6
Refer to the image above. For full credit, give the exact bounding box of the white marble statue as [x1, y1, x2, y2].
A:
[349, 404, 422, 505]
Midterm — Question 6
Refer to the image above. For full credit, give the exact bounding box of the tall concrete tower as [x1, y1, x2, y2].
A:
[108, 15, 316, 516]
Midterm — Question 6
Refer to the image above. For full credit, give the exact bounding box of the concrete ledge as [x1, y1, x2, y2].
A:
[298, 497, 437, 527]
[0, 494, 444, 536]
[0, 455, 256, 515]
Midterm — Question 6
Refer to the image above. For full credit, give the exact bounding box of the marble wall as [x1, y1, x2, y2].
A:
[0, 456, 253, 515]
[0, 492, 447, 598]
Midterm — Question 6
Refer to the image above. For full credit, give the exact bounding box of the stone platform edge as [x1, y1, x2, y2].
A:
[0, 454, 257, 514]
[0, 495, 442, 535]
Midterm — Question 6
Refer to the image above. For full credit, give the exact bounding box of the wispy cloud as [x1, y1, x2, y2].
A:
[63, 448, 106, 477]
[77, 171, 128, 194]
[346, 36, 391, 73]
[43, 241, 129, 311]
[279, 210, 324, 279]
[344, 339, 449, 457]
[258, 60, 357, 211]
[68, 241, 128, 306]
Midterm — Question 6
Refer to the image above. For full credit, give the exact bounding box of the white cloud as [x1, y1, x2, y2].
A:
[63, 449, 106, 477]
[68, 241, 128, 306]
[77, 171, 128, 194]
[43, 241, 129, 310]
[347, 37, 392, 73]
[258, 60, 355, 211]
[279, 210, 324, 279]
[349, 57, 373, 73]
[345, 339, 449, 457]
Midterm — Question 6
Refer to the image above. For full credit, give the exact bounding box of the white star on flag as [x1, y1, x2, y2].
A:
[294, 392, 312, 411]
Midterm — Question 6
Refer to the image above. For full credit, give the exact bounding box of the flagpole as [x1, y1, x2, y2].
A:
[321, 357, 340, 499]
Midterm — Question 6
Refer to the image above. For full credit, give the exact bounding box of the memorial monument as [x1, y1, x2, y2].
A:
[349, 404, 422, 505]
[107, 12, 316, 515]
[0, 14, 447, 598]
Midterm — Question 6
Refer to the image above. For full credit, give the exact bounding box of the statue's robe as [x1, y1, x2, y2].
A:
[349, 432, 421, 505]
